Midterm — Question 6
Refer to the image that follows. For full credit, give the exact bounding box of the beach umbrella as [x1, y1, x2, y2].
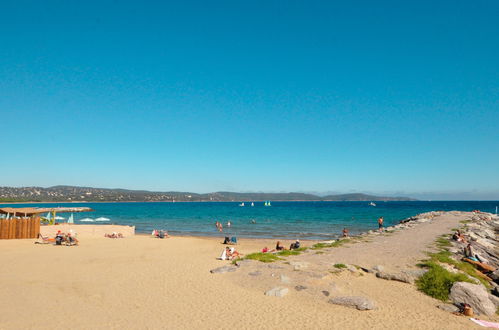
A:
[79, 218, 94, 222]
[95, 217, 110, 222]
[68, 213, 74, 224]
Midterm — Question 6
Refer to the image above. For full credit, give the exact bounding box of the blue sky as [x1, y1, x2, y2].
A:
[1, 1, 498, 199]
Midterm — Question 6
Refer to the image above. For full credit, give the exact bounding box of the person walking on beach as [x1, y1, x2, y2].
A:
[378, 217, 384, 231]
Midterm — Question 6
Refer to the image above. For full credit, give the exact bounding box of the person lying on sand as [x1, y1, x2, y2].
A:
[105, 232, 124, 238]
[262, 247, 275, 253]
[275, 241, 285, 251]
[452, 230, 467, 243]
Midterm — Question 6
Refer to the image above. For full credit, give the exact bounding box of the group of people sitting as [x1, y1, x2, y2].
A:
[55, 230, 78, 246]
[151, 229, 169, 239]
[453, 229, 496, 278]
[36, 231, 79, 246]
[222, 236, 238, 244]
[105, 232, 124, 239]
[260, 240, 299, 253]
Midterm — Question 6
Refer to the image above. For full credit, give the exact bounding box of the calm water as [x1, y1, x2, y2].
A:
[2, 201, 497, 239]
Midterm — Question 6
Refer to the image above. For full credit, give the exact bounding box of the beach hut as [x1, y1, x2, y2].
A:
[0, 207, 93, 239]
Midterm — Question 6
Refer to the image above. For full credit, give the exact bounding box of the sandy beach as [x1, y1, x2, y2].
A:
[0, 212, 497, 329]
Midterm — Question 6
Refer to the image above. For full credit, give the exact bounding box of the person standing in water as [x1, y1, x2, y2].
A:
[378, 216, 384, 231]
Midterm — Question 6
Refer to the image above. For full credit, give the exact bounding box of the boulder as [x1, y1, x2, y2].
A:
[265, 287, 289, 297]
[322, 290, 330, 297]
[210, 266, 237, 274]
[329, 296, 375, 311]
[437, 304, 459, 313]
[450, 282, 496, 316]
[372, 265, 384, 272]
[376, 271, 413, 284]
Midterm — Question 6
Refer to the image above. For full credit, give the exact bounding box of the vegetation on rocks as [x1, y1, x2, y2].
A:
[333, 263, 347, 269]
[244, 252, 282, 263]
[416, 262, 472, 301]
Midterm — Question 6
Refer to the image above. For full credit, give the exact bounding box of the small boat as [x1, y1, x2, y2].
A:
[95, 217, 110, 222]
[369, 202, 376, 207]
[239, 202, 245, 207]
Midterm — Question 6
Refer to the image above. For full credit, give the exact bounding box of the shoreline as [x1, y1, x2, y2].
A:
[1, 210, 497, 329]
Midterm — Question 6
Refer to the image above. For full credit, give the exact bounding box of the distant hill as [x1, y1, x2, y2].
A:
[0, 186, 415, 203]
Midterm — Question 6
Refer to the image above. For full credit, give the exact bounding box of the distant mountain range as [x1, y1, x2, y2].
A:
[0, 185, 415, 203]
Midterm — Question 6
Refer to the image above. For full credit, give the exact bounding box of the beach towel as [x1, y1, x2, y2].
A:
[470, 318, 499, 328]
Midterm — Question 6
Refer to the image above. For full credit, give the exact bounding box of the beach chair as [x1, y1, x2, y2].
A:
[34, 233, 51, 244]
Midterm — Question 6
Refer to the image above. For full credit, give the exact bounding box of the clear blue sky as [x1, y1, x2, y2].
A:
[1, 1, 498, 199]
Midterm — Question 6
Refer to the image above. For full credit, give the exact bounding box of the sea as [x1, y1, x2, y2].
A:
[1, 201, 497, 240]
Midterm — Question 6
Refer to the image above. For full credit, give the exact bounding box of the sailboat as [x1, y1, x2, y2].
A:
[251, 202, 254, 207]
[369, 202, 376, 207]
[264, 201, 271, 207]
[68, 213, 74, 224]
[239, 202, 245, 207]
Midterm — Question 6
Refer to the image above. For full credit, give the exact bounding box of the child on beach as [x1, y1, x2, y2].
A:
[342, 228, 349, 237]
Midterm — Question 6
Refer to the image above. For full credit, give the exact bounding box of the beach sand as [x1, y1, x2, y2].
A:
[0, 213, 495, 329]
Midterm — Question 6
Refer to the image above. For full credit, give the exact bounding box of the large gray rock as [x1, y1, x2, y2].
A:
[265, 287, 289, 297]
[329, 296, 375, 310]
[450, 282, 497, 316]
[372, 265, 384, 272]
[210, 266, 237, 274]
[375, 271, 413, 284]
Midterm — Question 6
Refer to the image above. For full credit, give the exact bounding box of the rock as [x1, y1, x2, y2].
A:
[294, 285, 307, 291]
[372, 265, 384, 272]
[234, 259, 255, 267]
[490, 270, 499, 281]
[322, 290, 330, 297]
[450, 282, 497, 316]
[210, 266, 237, 274]
[265, 287, 289, 297]
[346, 264, 358, 273]
[290, 261, 309, 270]
[437, 304, 459, 313]
[492, 286, 499, 298]
[329, 296, 375, 311]
[402, 269, 427, 279]
[248, 271, 262, 276]
[376, 271, 413, 284]
[267, 264, 284, 269]
[280, 275, 291, 284]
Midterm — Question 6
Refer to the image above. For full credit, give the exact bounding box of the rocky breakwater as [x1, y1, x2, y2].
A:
[439, 211, 499, 316]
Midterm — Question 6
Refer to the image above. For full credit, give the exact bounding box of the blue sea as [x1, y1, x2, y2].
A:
[2, 201, 497, 239]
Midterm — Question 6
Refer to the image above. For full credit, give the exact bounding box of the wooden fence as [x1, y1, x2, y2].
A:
[0, 216, 40, 239]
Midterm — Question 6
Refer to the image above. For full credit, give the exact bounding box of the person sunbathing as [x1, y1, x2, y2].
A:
[275, 241, 285, 251]
[262, 247, 275, 253]
[453, 230, 467, 243]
